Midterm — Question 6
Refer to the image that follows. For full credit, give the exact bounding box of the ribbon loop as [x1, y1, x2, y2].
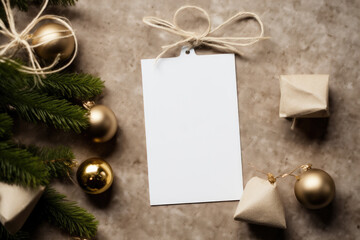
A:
[173, 5, 211, 38]
[143, 5, 268, 60]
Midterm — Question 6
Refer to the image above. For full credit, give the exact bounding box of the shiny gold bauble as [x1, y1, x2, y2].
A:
[294, 168, 335, 209]
[88, 105, 117, 143]
[76, 158, 114, 194]
[32, 22, 75, 62]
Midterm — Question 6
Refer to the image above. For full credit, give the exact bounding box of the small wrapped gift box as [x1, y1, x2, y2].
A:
[279, 75, 330, 118]
[233, 177, 287, 229]
[0, 182, 45, 234]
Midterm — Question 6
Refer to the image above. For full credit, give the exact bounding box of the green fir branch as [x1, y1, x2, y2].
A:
[0, 61, 89, 133]
[1, 90, 89, 133]
[0, 61, 100, 133]
[0, 0, 77, 25]
[0, 60, 27, 90]
[27, 145, 76, 179]
[9, 0, 77, 11]
[37, 187, 98, 239]
[32, 0, 77, 8]
[0, 60, 104, 101]
[0, 113, 13, 139]
[0, 142, 49, 187]
[0, 224, 29, 240]
[38, 73, 104, 100]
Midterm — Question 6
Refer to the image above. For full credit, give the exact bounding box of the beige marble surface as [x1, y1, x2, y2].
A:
[13, 0, 360, 239]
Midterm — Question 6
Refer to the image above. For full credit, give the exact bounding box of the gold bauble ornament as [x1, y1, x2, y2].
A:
[32, 22, 75, 62]
[76, 158, 114, 194]
[88, 105, 117, 143]
[294, 168, 335, 209]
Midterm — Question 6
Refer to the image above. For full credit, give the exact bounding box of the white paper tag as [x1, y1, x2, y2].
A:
[141, 48, 243, 205]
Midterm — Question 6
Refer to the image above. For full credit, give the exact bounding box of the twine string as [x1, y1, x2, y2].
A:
[248, 163, 312, 184]
[143, 5, 269, 60]
[0, 0, 78, 84]
[291, 117, 297, 130]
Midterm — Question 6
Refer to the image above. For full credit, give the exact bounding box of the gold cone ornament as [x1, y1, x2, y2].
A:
[87, 104, 117, 143]
[294, 165, 335, 209]
[76, 158, 114, 194]
[32, 22, 75, 62]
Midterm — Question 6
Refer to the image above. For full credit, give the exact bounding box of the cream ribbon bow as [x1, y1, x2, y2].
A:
[0, 0, 78, 84]
[143, 6, 268, 60]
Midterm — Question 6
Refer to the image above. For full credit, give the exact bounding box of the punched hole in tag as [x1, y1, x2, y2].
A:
[182, 47, 195, 56]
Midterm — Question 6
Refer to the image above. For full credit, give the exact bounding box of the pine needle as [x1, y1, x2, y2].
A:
[37, 187, 98, 239]
[0, 113, 13, 139]
[0, 61, 99, 133]
[0, 142, 49, 187]
[2, 90, 89, 133]
[38, 73, 104, 100]
[27, 145, 77, 179]
[34, 0, 77, 7]
[8, 0, 77, 11]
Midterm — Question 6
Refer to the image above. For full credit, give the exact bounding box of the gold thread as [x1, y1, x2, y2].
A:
[248, 163, 312, 183]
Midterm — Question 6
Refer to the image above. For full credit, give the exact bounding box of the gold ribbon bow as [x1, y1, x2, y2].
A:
[143, 6, 268, 60]
[0, 0, 78, 84]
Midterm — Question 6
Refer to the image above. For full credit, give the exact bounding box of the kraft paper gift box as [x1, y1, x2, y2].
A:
[0, 182, 45, 234]
[233, 177, 287, 229]
[279, 75, 330, 118]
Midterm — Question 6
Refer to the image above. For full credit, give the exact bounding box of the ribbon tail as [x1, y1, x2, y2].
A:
[291, 118, 297, 130]
[155, 45, 178, 62]
[0, 20, 14, 39]
[155, 48, 170, 63]
[205, 36, 270, 47]
[0, 39, 17, 55]
[203, 42, 243, 56]
[1, 0, 15, 33]
[155, 38, 191, 62]
[21, 0, 49, 35]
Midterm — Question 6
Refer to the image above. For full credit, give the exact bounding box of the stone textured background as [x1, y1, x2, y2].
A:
[14, 0, 360, 239]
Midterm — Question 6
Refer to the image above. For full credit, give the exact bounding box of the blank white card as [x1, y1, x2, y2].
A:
[141, 48, 243, 205]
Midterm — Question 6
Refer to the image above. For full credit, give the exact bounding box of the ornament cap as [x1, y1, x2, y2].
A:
[83, 101, 96, 110]
[300, 164, 312, 172]
[267, 173, 276, 184]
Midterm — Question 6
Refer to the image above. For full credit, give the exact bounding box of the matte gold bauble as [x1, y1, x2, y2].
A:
[294, 168, 335, 209]
[88, 105, 117, 143]
[76, 158, 113, 194]
[32, 22, 75, 62]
